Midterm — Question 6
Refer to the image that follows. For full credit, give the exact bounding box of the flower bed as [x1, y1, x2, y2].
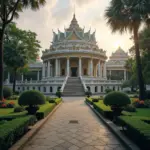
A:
[0, 115, 36, 150]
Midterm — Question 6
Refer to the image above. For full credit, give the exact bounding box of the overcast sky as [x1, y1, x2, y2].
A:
[16, 0, 133, 57]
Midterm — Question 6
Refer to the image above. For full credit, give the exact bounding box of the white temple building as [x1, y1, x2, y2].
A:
[4, 14, 129, 96]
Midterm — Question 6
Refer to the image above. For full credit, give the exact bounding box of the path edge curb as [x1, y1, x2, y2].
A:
[9, 101, 63, 150]
[85, 101, 140, 150]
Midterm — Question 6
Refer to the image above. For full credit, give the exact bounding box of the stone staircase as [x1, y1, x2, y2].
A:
[63, 77, 85, 96]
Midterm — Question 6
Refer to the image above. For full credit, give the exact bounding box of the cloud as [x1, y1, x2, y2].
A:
[15, 0, 133, 57]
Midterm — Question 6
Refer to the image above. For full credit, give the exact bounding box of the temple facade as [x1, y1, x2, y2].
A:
[4, 14, 129, 96]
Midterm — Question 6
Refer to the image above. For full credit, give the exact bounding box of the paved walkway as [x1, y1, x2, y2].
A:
[23, 97, 126, 150]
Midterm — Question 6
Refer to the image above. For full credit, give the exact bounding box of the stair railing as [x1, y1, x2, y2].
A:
[60, 75, 69, 92]
[80, 76, 88, 92]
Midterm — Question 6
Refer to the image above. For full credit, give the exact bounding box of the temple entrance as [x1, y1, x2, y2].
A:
[71, 67, 78, 77]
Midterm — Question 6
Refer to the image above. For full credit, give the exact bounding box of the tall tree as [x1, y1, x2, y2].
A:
[4, 23, 41, 93]
[105, 0, 150, 100]
[0, 0, 46, 100]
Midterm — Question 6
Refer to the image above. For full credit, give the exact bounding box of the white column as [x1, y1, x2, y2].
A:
[47, 60, 50, 77]
[124, 70, 127, 80]
[7, 72, 10, 83]
[42, 62, 45, 78]
[21, 74, 24, 82]
[90, 59, 93, 77]
[67, 57, 70, 76]
[58, 59, 60, 76]
[98, 60, 101, 77]
[37, 71, 40, 81]
[88, 59, 91, 76]
[79, 57, 82, 76]
[103, 62, 107, 78]
[55, 59, 58, 77]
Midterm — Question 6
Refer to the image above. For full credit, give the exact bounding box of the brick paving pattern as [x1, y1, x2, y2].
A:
[23, 97, 126, 150]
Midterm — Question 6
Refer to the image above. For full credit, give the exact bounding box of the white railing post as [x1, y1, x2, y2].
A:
[60, 76, 69, 92]
[80, 76, 88, 92]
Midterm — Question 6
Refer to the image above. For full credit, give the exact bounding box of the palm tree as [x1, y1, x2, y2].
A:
[0, 0, 46, 100]
[105, 0, 150, 100]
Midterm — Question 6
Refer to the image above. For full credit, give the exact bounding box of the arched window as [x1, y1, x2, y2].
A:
[95, 86, 98, 93]
[50, 87, 53, 93]
[101, 86, 103, 92]
[43, 87, 46, 92]
[38, 87, 40, 91]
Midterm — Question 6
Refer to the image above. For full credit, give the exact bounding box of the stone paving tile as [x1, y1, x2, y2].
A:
[23, 97, 126, 150]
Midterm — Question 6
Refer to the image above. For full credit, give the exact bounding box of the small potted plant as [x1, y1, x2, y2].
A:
[18, 90, 45, 115]
[85, 91, 92, 98]
[104, 91, 131, 121]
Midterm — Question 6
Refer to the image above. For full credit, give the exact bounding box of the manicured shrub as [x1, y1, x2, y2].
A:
[105, 88, 112, 94]
[85, 91, 92, 98]
[104, 91, 131, 107]
[124, 104, 136, 112]
[14, 106, 25, 113]
[7, 101, 15, 108]
[7, 95, 19, 100]
[3, 87, 12, 99]
[36, 103, 55, 120]
[0, 116, 36, 150]
[144, 100, 150, 108]
[56, 91, 62, 98]
[49, 99, 56, 103]
[18, 90, 45, 114]
[92, 98, 99, 103]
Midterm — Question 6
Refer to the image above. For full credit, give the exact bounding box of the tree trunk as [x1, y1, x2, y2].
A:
[133, 26, 146, 100]
[0, 25, 5, 100]
[13, 70, 17, 93]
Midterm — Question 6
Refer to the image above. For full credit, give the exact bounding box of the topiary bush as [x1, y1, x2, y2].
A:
[124, 104, 136, 112]
[18, 90, 45, 114]
[104, 91, 131, 107]
[56, 91, 62, 98]
[105, 88, 112, 94]
[85, 91, 92, 98]
[14, 106, 25, 113]
[104, 92, 131, 118]
[3, 87, 12, 99]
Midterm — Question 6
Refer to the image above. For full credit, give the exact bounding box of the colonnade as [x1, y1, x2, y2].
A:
[42, 57, 107, 78]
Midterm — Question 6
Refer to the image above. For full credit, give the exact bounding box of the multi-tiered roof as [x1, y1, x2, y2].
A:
[52, 14, 96, 43]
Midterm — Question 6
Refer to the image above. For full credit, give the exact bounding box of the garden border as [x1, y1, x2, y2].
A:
[85, 100, 140, 150]
[9, 101, 63, 150]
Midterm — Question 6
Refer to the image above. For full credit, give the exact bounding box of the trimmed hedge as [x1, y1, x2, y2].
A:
[117, 116, 150, 150]
[3, 87, 12, 99]
[36, 98, 62, 120]
[36, 103, 56, 120]
[93, 101, 113, 120]
[0, 115, 36, 150]
[86, 98, 113, 119]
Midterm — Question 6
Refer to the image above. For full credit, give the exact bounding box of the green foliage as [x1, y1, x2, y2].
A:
[14, 106, 25, 113]
[7, 95, 19, 100]
[104, 91, 131, 107]
[49, 99, 56, 103]
[105, 88, 112, 94]
[85, 91, 92, 97]
[0, 116, 36, 150]
[124, 104, 136, 112]
[36, 103, 56, 120]
[92, 98, 99, 103]
[117, 116, 150, 149]
[55, 91, 62, 98]
[3, 87, 12, 99]
[18, 90, 45, 106]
